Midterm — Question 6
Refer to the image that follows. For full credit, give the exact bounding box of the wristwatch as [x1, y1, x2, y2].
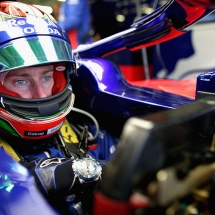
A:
[72, 158, 102, 184]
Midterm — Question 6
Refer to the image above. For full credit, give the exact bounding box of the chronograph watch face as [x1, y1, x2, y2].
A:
[72, 158, 102, 184]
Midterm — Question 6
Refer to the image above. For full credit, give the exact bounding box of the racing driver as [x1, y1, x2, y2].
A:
[0, 1, 116, 215]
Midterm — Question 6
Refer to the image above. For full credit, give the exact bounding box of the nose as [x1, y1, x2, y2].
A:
[31, 84, 49, 99]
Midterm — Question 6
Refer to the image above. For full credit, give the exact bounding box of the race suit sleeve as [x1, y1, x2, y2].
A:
[24, 157, 106, 198]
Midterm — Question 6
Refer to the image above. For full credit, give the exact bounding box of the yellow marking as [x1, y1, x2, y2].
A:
[60, 119, 79, 144]
[0, 137, 20, 161]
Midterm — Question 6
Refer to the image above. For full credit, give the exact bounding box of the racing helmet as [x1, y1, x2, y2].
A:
[0, 1, 77, 140]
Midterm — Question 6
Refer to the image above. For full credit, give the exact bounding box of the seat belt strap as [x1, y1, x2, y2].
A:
[59, 119, 79, 144]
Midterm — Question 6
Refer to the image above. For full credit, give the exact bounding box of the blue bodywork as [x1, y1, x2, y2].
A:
[197, 71, 215, 95]
[72, 0, 215, 118]
[72, 59, 193, 118]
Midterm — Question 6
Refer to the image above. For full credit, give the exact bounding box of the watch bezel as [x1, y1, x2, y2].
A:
[72, 158, 102, 183]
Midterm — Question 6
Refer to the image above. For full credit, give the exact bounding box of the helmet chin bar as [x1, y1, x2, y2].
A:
[0, 86, 73, 118]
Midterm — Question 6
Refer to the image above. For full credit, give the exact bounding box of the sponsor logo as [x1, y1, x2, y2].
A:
[24, 122, 63, 136]
[47, 122, 63, 134]
[55, 66, 66, 71]
[6, 18, 57, 28]
[22, 26, 61, 35]
[2, 18, 61, 36]
[24, 130, 47, 136]
[40, 158, 66, 168]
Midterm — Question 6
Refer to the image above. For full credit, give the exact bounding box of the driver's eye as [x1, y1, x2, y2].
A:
[15, 80, 27, 85]
[42, 76, 52, 82]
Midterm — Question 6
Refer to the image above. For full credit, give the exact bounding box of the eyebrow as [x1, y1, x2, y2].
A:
[7, 69, 53, 78]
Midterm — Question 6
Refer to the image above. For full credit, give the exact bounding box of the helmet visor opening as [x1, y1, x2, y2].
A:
[0, 62, 71, 98]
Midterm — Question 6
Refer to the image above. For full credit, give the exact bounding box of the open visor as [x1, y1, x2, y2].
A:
[0, 36, 75, 72]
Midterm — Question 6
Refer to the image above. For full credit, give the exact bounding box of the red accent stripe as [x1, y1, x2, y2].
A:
[127, 78, 196, 98]
[93, 192, 133, 215]
[87, 143, 99, 151]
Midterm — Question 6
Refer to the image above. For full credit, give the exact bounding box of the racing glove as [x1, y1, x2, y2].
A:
[24, 157, 104, 198]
